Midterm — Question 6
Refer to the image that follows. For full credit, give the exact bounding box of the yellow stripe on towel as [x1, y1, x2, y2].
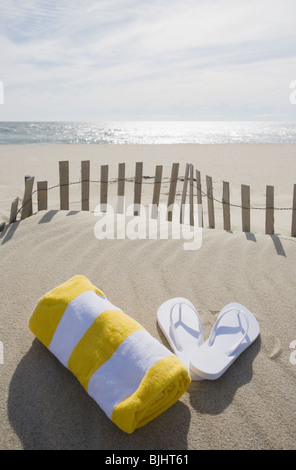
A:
[68, 309, 146, 390]
[29, 275, 105, 348]
[112, 355, 189, 434]
[29, 275, 191, 433]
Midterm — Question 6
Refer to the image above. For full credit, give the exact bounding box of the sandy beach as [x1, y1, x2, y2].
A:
[0, 144, 296, 450]
[1, 143, 296, 235]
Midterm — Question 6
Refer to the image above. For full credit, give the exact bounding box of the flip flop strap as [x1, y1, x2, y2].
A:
[208, 308, 249, 356]
[169, 301, 204, 351]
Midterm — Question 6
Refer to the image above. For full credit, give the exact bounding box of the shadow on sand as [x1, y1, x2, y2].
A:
[8, 338, 191, 450]
[188, 337, 261, 415]
[157, 323, 261, 416]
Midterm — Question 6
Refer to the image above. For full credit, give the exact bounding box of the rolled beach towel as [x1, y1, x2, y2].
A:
[29, 275, 191, 433]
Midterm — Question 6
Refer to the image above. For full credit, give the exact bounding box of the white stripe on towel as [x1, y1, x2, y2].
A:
[49, 290, 121, 367]
[87, 329, 173, 418]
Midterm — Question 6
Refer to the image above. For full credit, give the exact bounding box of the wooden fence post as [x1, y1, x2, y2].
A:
[25, 176, 33, 216]
[21, 176, 35, 220]
[180, 163, 190, 224]
[189, 163, 194, 227]
[37, 181, 48, 211]
[241, 184, 251, 233]
[167, 163, 179, 221]
[196, 170, 203, 227]
[117, 163, 125, 214]
[265, 185, 274, 235]
[100, 164, 108, 212]
[206, 175, 215, 229]
[9, 197, 19, 224]
[291, 184, 296, 237]
[59, 161, 69, 210]
[151, 165, 163, 219]
[134, 162, 143, 216]
[223, 181, 231, 231]
[81, 161, 90, 211]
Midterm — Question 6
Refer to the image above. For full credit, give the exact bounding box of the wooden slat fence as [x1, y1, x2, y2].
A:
[4, 160, 296, 238]
[81, 160, 90, 211]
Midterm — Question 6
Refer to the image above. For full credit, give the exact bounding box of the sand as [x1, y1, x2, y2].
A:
[1, 143, 296, 235]
[0, 144, 296, 450]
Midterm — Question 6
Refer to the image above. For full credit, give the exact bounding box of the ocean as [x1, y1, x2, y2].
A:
[0, 121, 296, 145]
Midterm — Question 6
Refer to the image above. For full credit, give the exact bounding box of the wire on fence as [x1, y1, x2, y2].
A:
[14, 176, 295, 217]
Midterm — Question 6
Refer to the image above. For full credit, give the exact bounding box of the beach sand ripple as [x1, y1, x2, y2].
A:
[0, 210, 295, 450]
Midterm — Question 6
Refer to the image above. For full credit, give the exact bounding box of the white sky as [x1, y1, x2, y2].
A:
[0, 0, 296, 121]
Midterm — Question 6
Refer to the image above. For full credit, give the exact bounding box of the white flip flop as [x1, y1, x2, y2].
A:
[157, 297, 205, 380]
[189, 302, 260, 380]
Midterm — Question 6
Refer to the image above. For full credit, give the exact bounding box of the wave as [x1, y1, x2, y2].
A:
[0, 121, 295, 144]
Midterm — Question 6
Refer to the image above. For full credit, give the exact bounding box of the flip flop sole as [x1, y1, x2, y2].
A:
[157, 297, 204, 381]
[189, 303, 260, 380]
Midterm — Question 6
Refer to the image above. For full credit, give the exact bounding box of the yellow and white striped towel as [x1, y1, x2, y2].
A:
[29, 275, 191, 433]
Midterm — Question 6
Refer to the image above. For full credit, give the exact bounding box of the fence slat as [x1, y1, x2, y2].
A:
[14, 159, 294, 237]
[81, 161, 90, 211]
[100, 164, 109, 212]
[117, 163, 125, 214]
[59, 161, 69, 210]
[0, 222, 5, 232]
[21, 176, 35, 220]
[25, 176, 33, 216]
[134, 162, 143, 216]
[37, 181, 48, 211]
[241, 184, 251, 233]
[167, 163, 179, 221]
[291, 184, 296, 237]
[9, 197, 19, 224]
[206, 175, 215, 229]
[265, 185, 274, 235]
[223, 181, 231, 231]
[189, 164, 194, 226]
[151, 165, 163, 219]
[196, 170, 203, 227]
[180, 163, 190, 224]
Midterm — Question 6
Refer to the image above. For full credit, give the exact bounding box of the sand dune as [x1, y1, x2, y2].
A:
[1, 144, 296, 236]
[0, 209, 295, 450]
[0, 144, 296, 449]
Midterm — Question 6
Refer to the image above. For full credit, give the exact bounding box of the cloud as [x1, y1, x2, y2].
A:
[0, 0, 296, 120]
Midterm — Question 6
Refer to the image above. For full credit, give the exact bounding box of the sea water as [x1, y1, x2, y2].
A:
[0, 121, 295, 145]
